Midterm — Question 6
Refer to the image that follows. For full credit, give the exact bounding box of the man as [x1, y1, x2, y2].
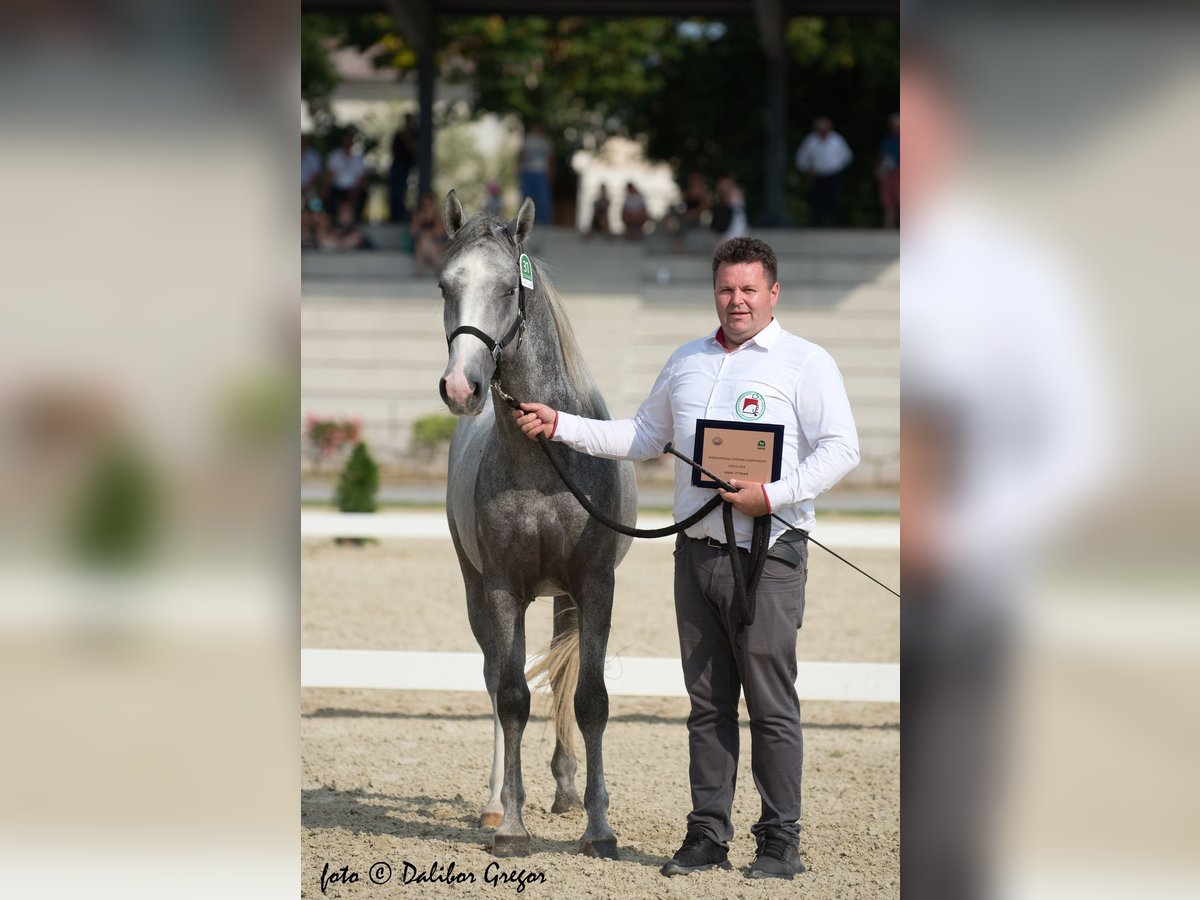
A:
[389, 113, 417, 223]
[325, 129, 368, 225]
[518, 120, 554, 224]
[514, 237, 860, 880]
[795, 116, 854, 226]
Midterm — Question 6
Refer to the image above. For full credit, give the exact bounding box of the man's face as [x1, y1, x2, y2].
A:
[714, 261, 779, 348]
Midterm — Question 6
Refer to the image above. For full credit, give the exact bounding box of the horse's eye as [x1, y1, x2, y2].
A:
[506, 286, 516, 297]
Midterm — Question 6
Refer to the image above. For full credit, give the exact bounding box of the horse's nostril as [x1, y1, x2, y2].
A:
[470, 382, 480, 396]
[439, 378, 449, 403]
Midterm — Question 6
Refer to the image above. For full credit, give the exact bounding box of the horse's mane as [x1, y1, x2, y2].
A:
[446, 215, 610, 418]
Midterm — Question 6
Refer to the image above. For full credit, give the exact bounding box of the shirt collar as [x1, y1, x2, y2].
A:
[709, 317, 781, 352]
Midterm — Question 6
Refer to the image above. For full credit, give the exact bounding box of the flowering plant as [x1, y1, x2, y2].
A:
[304, 414, 361, 462]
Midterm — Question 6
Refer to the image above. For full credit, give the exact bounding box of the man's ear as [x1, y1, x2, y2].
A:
[444, 189, 465, 238]
[510, 197, 535, 245]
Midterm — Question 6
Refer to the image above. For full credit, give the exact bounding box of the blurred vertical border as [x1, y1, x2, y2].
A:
[0, 1, 297, 897]
[902, 3, 1200, 898]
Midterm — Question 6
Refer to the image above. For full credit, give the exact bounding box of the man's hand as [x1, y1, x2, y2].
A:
[513, 402, 557, 441]
[718, 479, 771, 518]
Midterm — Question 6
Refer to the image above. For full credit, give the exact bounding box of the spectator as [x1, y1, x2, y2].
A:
[877, 113, 901, 229]
[518, 121, 554, 224]
[389, 113, 418, 223]
[621, 182, 650, 240]
[301, 133, 323, 203]
[301, 198, 325, 251]
[671, 171, 710, 253]
[711, 176, 749, 244]
[681, 171, 710, 229]
[320, 201, 373, 251]
[795, 116, 854, 226]
[585, 184, 612, 240]
[411, 190, 446, 277]
[326, 129, 368, 225]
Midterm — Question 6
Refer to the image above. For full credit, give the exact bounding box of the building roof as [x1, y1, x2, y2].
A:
[302, 0, 897, 16]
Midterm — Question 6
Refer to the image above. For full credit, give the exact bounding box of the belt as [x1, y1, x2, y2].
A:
[691, 528, 808, 568]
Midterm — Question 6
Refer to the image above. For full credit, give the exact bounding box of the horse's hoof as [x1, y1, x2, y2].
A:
[480, 811, 503, 829]
[492, 833, 532, 858]
[580, 837, 619, 860]
[551, 794, 584, 815]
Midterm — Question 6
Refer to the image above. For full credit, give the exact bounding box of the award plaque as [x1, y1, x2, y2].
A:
[690, 419, 784, 489]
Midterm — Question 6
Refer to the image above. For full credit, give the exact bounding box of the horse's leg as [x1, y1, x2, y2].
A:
[574, 576, 619, 860]
[479, 587, 532, 857]
[459, 553, 505, 828]
[549, 595, 583, 814]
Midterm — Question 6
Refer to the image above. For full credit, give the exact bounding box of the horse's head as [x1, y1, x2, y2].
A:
[438, 189, 536, 416]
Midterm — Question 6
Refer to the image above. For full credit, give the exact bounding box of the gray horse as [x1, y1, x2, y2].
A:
[437, 190, 637, 859]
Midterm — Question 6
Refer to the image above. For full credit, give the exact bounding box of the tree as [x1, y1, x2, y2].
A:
[301, 13, 898, 225]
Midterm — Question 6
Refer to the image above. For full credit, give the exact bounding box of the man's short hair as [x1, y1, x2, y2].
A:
[712, 237, 779, 286]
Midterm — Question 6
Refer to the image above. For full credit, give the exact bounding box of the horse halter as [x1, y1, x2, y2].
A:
[445, 247, 528, 364]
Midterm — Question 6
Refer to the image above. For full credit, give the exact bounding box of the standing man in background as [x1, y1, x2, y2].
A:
[795, 116, 854, 226]
[514, 237, 859, 881]
[877, 113, 901, 229]
[518, 120, 554, 225]
[389, 113, 418, 224]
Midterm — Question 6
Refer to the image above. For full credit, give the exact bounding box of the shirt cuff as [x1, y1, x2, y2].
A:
[551, 410, 576, 443]
[763, 480, 791, 513]
[760, 484, 772, 514]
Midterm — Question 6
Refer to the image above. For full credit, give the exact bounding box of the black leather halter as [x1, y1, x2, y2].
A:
[445, 248, 528, 363]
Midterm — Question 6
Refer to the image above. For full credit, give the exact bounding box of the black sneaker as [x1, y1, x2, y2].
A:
[660, 830, 732, 876]
[746, 827, 805, 880]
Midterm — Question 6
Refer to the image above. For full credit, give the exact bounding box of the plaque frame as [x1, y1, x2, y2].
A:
[690, 418, 784, 489]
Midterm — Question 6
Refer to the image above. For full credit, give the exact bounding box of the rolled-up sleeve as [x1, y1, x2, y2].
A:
[763, 348, 860, 509]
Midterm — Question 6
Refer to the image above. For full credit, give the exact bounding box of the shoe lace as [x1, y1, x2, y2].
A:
[758, 832, 793, 862]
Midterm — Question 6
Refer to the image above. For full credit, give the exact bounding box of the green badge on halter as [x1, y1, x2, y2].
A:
[519, 253, 534, 290]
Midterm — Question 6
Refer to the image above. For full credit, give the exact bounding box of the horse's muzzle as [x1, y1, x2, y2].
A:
[439, 371, 485, 416]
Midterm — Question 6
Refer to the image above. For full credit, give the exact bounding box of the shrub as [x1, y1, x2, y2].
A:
[335, 441, 379, 514]
[411, 413, 457, 452]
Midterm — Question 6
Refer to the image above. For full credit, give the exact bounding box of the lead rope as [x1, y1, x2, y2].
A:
[492, 380, 772, 628]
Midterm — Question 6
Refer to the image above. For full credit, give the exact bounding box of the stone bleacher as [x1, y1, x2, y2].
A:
[301, 225, 898, 487]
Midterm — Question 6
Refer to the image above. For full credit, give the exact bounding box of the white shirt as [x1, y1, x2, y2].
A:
[326, 148, 366, 190]
[795, 131, 854, 176]
[552, 318, 860, 546]
[903, 192, 1112, 589]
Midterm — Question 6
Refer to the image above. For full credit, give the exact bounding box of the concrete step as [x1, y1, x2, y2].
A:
[640, 255, 898, 286]
[302, 250, 414, 280]
[640, 282, 898, 311]
[643, 227, 899, 257]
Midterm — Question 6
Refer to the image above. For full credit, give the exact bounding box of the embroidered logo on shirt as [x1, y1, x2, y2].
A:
[736, 390, 765, 421]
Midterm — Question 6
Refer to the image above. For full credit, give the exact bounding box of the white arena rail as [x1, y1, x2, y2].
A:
[302, 512, 899, 702]
[301, 649, 899, 703]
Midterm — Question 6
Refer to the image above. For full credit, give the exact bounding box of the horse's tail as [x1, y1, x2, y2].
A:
[526, 624, 580, 756]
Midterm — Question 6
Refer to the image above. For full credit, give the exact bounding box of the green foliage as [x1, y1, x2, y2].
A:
[301, 12, 899, 224]
[70, 441, 159, 569]
[335, 441, 380, 514]
[411, 413, 457, 452]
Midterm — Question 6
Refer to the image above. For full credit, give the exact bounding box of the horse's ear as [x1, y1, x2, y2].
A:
[510, 197, 535, 245]
[444, 190, 465, 238]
